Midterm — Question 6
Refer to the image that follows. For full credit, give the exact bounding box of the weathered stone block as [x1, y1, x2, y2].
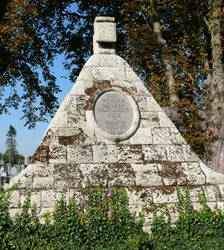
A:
[133, 81, 153, 96]
[107, 163, 135, 187]
[50, 109, 68, 127]
[153, 128, 173, 144]
[132, 164, 163, 186]
[33, 177, 54, 189]
[93, 145, 118, 163]
[158, 112, 176, 128]
[141, 112, 160, 128]
[108, 178, 135, 187]
[130, 128, 153, 144]
[206, 202, 220, 210]
[67, 110, 86, 127]
[58, 127, 80, 143]
[39, 208, 55, 223]
[200, 162, 224, 184]
[147, 97, 164, 112]
[128, 188, 153, 211]
[94, 17, 116, 42]
[182, 145, 200, 161]
[117, 145, 144, 163]
[33, 164, 54, 177]
[203, 185, 222, 202]
[30, 191, 42, 208]
[68, 188, 89, 207]
[49, 145, 67, 164]
[158, 163, 187, 186]
[76, 66, 92, 81]
[192, 202, 203, 211]
[64, 95, 77, 111]
[69, 81, 85, 95]
[182, 163, 206, 185]
[184, 187, 204, 202]
[152, 187, 178, 204]
[143, 145, 168, 161]
[9, 190, 20, 208]
[53, 164, 82, 188]
[67, 145, 93, 163]
[170, 127, 187, 144]
[113, 80, 137, 93]
[41, 190, 63, 208]
[134, 96, 148, 112]
[218, 184, 224, 197]
[66, 128, 95, 146]
[32, 145, 50, 164]
[92, 67, 126, 81]
[85, 55, 126, 68]
[216, 201, 224, 210]
[39, 128, 59, 146]
[80, 164, 109, 187]
[9, 209, 22, 218]
[125, 68, 142, 83]
[76, 94, 89, 110]
[166, 145, 185, 162]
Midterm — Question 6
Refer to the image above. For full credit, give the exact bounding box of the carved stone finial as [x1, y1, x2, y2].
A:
[93, 16, 116, 55]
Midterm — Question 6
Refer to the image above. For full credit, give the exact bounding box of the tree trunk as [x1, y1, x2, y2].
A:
[149, 0, 179, 104]
[207, 0, 224, 173]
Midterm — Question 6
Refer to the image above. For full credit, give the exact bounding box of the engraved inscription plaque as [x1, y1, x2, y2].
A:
[94, 91, 133, 135]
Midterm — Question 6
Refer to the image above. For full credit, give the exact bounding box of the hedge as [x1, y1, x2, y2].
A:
[1, 185, 224, 249]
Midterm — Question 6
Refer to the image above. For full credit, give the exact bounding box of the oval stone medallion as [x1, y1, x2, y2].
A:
[94, 91, 134, 135]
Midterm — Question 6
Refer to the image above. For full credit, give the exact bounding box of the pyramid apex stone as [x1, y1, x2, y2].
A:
[95, 16, 115, 22]
[93, 16, 116, 55]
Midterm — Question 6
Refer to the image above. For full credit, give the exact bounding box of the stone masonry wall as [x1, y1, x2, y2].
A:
[9, 17, 224, 232]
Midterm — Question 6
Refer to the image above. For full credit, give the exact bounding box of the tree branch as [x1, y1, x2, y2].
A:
[61, 10, 89, 19]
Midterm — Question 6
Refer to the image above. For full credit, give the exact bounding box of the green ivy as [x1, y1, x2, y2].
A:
[2, 186, 224, 249]
[0, 187, 149, 250]
[150, 186, 224, 250]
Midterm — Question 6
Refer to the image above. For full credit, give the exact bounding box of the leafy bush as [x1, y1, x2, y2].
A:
[0, 187, 150, 250]
[149, 186, 224, 250]
[2, 185, 224, 249]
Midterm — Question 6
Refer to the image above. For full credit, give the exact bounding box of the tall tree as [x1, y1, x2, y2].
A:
[120, 0, 224, 172]
[0, 0, 61, 128]
[5, 124, 18, 166]
[206, 0, 224, 172]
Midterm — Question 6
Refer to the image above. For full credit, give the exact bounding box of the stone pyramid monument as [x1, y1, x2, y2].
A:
[10, 17, 224, 232]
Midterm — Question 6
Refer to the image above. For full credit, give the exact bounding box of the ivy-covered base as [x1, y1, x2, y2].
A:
[1, 186, 224, 249]
[150, 187, 224, 250]
[0, 186, 149, 250]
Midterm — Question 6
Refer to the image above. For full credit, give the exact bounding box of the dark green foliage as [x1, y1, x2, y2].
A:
[0, 0, 61, 128]
[1, 152, 24, 166]
[149, 187, 224, 250]
[4, 124, 17, 165]
[2, 124, 25, 165]
[0, 188, 149, 249]
[2, 186, 224, 249]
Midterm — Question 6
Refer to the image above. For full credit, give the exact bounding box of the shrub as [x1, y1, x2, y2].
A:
[2, 185, 224, 249]
[0, 187, 150, 250]
[149, 187, 224, 250]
